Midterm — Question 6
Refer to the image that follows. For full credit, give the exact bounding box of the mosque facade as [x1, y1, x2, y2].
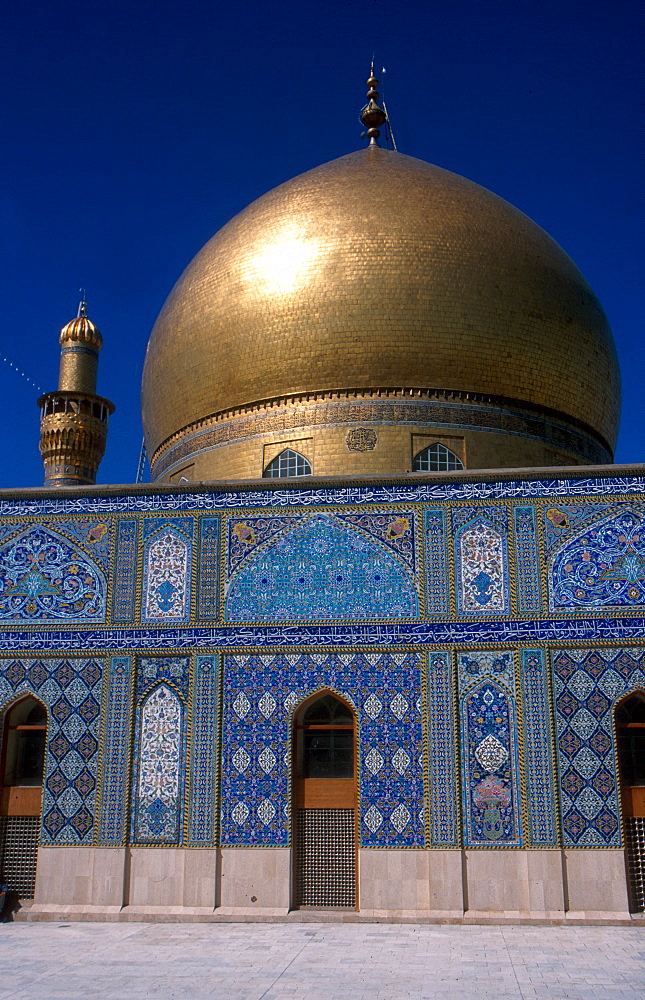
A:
[1, 77, 643, 922]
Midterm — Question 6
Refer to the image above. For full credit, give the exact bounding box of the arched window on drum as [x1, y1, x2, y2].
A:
[412, 443, 463, 472]
[263, 449, 312, 478]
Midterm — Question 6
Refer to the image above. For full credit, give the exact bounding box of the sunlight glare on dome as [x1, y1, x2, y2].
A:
[244, 231, 323, 294]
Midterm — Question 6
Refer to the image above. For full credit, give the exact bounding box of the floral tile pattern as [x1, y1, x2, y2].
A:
[96, 655, 133, 845]
[454, 508, 510, 616]
[0, 527, 107, 623]
[142, 521, 193, 623]
[187, 655, 220, 845]
[112, 520, 138, 622]
[458, 650, 522, 847]
[225, 516, 419, 621]
[0, 657, 103, 844]
[549, 508, 645, 611]
[552, 646, 645, 846]
[425, 652, 459, 846]
[130, 656, 189, 844]
[220, 651, 425, 848]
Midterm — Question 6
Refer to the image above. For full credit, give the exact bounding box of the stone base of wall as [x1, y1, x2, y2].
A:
[21, 846, 634, 925]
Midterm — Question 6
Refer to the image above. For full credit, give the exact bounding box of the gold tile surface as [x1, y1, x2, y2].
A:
[142, 146, 620, 467]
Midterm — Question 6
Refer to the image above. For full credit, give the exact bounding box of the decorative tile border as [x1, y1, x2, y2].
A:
[112, 520, 138, 622]
[187, 655, 220, 846]
[1, 617, 644, 651]
[425, 652, 459, 846]
[1, 474, 644, 520]
[514, 507, 541, 613]
[197, 518, 219, 620]
[424, 511, 450, 616]
[96, 656, 134, 845]
[519, 650, 558, 846]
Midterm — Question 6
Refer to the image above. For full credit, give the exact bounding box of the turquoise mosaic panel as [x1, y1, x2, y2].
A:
[333, 510, 418, 582]
[221, 651, 424, 848]
[225, 515, 419, 621]
[552, 647, 645, 847]
[187, 655, 220, 846]
[519, 650, 558, 845]
[112, 519, 138, 622]
[96, 656, 134, 846]
[542, 502, 636, 555]
[425, 652, 459, 846]
[226, 514, 305, 582]
[513, 506, 541, 613]
[0, 657, 103, 845]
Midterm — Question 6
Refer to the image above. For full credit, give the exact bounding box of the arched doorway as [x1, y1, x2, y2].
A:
[615, 692, 645, 912]
[292, 692, 357, 908]
[0, 697, 47, 901]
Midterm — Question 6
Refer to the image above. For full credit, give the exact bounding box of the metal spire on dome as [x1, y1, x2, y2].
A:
[360, 63, 387, 146]
[77, 289, 88, 318]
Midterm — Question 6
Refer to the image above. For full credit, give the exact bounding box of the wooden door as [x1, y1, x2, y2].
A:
[616, 694, 645, 912]
[293, 693, 357, 908]
[0, 697, 47, 899]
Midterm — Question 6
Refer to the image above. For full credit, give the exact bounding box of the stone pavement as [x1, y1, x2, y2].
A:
[0, 922, 643, 999]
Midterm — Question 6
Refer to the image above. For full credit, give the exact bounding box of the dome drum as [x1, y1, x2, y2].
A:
[152, 387, 612, 484]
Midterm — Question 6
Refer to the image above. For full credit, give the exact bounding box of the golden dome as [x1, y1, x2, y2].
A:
[142, 145, 620, 470]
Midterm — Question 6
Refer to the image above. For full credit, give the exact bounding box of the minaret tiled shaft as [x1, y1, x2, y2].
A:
[37, 299, 115, 486]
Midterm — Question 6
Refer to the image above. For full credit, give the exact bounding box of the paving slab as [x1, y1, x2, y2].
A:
[0, 922, 643, 999]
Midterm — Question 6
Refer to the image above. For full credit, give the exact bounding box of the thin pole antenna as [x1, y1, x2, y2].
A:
[136, 438, 148, 483]
[382, 100, 398, 151]
[380, 67, 398, 151]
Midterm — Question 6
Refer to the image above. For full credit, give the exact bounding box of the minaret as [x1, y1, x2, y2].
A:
[37, 297, 115, 486]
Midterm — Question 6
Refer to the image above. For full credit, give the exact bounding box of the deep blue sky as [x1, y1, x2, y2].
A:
[1, 0, 642, 488]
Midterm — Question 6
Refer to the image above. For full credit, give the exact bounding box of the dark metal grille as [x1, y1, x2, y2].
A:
[263, 449, 312, 478]
[0, 816, 39, 898]
[295, 808, 355, 907]
[625, 817, 645, 913]
[413, 442, 463, 472]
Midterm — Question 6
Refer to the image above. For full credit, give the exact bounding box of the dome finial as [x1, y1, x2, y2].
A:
[77, 288, 87, 318]
[360, 63, 386, 146]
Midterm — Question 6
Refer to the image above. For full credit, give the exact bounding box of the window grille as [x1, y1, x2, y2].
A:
[0, 816, 39, 898]
[263, 449, 312, 478]
[295, 808, 355, 907]
[413, 442, 463, 472]
[625, 817, 645, 913]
